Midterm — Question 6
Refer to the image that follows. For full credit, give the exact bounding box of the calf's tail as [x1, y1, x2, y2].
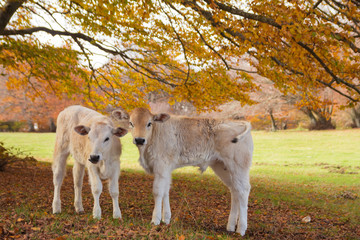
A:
[231, 122, 252, 143]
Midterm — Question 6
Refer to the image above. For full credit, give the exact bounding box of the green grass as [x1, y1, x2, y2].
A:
[251, 129, 360, 187]
[1, 130, 359, 184]
[0, 132, 140, 167]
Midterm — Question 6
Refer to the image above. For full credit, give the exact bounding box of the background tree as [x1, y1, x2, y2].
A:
[348, 105, 360, 128]
[0, 66, 83, 131]
[0, 0, 359, 112]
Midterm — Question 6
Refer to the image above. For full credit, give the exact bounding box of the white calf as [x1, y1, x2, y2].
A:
[52, 105, 127, 219]
[112, 107, 253, 236]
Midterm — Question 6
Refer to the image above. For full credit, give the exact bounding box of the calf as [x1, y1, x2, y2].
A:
[52, 105, 127, 219]
[112, 107, 253, 236]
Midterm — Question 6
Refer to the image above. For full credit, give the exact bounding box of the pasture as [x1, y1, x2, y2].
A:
[0, 130, 359, 239]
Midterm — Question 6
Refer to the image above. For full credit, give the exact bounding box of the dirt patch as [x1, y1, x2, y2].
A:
[315, 163, 359, 175]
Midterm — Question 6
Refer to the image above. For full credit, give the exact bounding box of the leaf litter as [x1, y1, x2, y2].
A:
[0, 162, 359, 239]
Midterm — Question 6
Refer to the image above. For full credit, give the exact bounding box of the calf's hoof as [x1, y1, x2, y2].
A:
[75, 202, 84, 213]
[236, 226, 247, 237]
[75, 207, 84, 213]
[113, 210, 122, 219]
[93, 208, 101, 219]
[52, 201, 61, 214]
[162, 212, 171, 224]
[226, 221, 236, 232]
[151, 218, 161, 225]
[162, 218, 171, 224]
[53, 209, 61, 214]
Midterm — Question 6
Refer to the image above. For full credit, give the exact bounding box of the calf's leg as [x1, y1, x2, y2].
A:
[161, 173, 172, 224]
[88, 169, 103, 219]
[73, 161, 85, 213]
[108, 166, 121, 219]
[210, 161, 239, 232]
[52, 150, 69, 214]
[231, 170, 250, 236]
[152, 171, 171, 225]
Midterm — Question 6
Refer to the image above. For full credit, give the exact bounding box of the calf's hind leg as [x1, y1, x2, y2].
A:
[161, 174, 172, 224]
[210, 161, 239, 232]
[52, 150, 69, 214]
[232, 170, 250, 236]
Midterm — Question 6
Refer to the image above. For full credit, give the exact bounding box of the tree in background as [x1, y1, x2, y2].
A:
[0, 66, 83, 131]
[0, 0, 359, 114]
[349, 105, 360, 128]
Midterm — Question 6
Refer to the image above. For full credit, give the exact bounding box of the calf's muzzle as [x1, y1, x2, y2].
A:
[89, 155, 100, 164]
[134, 138, 146, 146]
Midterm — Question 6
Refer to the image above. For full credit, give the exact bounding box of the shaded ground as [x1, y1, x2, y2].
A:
[0, 162, 359, 239]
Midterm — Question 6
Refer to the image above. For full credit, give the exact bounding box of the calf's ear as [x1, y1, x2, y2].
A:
[74, 125, 90, 135]
[153, 113, 170, 122]
[112, 109, 129, 120]
[112, 127, 128, 137]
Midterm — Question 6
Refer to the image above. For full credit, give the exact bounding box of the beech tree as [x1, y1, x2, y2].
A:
[0, 0, 359, 112]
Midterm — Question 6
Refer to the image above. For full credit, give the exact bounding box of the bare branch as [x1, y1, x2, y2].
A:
[169, 1, 256, 73]
[297, 41, 360, 95]
[159, 3, 191, 85]
[271, 56, 358, 102]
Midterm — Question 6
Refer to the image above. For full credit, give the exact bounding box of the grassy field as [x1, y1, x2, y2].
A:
[0, 130, 359, 239]
[1, 130, 359, 183]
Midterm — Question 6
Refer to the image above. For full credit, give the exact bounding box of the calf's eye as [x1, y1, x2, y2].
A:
[104, 137, 109, 142]
[129, 122, 134, 127]
[147, 122, 152, 127]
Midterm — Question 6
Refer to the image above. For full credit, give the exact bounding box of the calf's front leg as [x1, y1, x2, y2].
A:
[152, 171, 171, 225]
[73, 162, 85, 213]
[89, 170, 103, 219]
[108, 167, 121, 219]
[52, 151, 69, 214]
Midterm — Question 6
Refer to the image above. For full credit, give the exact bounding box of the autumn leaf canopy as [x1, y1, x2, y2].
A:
[0, 0, 359, 111]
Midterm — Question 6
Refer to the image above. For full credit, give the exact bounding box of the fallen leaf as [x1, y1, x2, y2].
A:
[301, 216, 311, 223]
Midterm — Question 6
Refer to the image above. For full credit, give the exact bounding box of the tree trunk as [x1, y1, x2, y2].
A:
[27, 119, 35, 132]
[350, 107, 360, 128]
[268, 109, 277, 132]
[49, 118, 56, 132]
[301, 107, 335, 130]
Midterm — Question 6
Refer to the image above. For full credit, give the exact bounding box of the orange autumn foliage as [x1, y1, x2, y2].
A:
[0, 0, 359, 112]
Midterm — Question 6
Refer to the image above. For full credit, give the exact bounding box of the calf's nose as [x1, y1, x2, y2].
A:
[89, 155, 100, 164]
[134, 138, 145, 146]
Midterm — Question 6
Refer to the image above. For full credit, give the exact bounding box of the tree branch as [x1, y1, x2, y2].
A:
[271, 56, 358, 102]
[297, 41, 360, 95]
[182, 0, 359, 101]
[0, 0, 25, 32]
[2, 26, 180, 87]
[159, 3, 192, 85]
[208, 0, 282, 29]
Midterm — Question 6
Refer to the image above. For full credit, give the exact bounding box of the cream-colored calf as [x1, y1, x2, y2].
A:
[52, 105, 127, 219]
[113, 108, 253, 236]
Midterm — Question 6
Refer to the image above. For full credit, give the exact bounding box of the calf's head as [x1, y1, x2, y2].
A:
[112, 108, 169, 147]
[74, 123, 127, 164]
